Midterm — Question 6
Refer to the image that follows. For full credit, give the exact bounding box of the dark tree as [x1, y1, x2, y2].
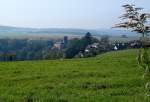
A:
[65, 33, 99, 58]
[82, 32, 92, 45]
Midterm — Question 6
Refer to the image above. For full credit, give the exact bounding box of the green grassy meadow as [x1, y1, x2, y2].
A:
[0, 49, 147, 102]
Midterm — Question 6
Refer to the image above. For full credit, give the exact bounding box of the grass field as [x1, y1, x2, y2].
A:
[0, 49, 147, 102]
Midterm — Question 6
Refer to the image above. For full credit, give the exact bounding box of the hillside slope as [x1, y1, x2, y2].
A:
[0, 25, 137, 38]
[0, 49, 146, 102]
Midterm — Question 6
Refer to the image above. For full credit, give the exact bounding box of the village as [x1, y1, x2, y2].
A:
[51, 34, 145, 58]
[0, 33, 148, 61]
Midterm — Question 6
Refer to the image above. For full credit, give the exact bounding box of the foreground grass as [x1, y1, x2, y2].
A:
[0, 49, 147, 102]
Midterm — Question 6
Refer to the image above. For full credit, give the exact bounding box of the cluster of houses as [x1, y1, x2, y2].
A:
[84, 40, 145, 55]
[113, 40, 143, 50]
[52, 36, 68, 50]
[85, 43, 99, 53]
[38, 39, 148, 59]
[52, 36, 146, 51]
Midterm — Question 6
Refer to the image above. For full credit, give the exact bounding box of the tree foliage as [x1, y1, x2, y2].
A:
[114, 4, 150, 97]
[65, 32, 99, 58]
[115, 4, 150, 34]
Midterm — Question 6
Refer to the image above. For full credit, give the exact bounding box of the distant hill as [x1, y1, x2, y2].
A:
[0, 25, 137, 38]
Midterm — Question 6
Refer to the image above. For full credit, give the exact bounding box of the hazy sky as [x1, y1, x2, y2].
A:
[0, 0, 149, 29]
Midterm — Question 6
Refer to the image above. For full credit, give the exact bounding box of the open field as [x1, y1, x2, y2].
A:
[0, 49, 147, 102]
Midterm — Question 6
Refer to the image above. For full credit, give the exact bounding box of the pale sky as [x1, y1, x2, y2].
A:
[0, 0, 149, 29]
